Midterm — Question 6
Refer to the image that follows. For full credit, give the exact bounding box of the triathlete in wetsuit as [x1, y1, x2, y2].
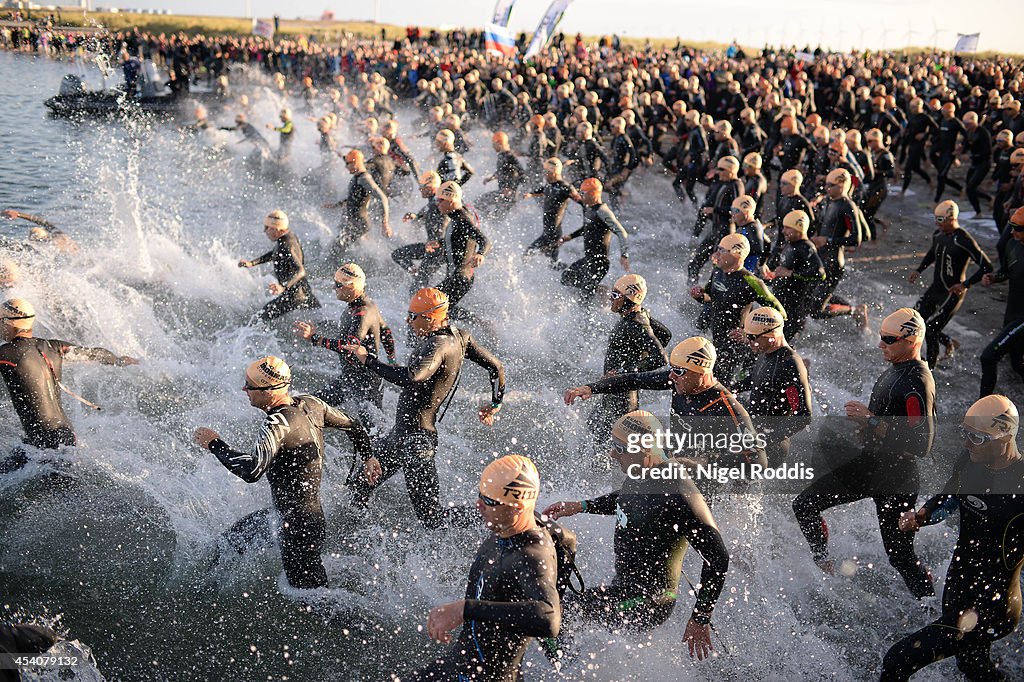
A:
[268, 108, 294, 161]
[672, 110, 709, 206]
[688, 156, 744, 283]
[690, 233, 786, 386]
[221, 113, 270, 152]
[412, 456, 559, 681]
[900, 99, 937, 194]
[586, 274, 670, 454]
[566, 122, 606, 187]
[367, 136, 396, 196]
[238, 210, 320, 322]
[931, 103, 966, 202]
[0, 298, 137, 452]
[292, 263, 396, 431]
[862, 129, 895, 235]
[194, 356, 372, 589]
[979, 207, 1024, 397]
[962, 112, 993, 217]
[342, 288, 504, 529]
[435, 129, 475, 186]
[435, 182, 490, 312]
[731, 306, 812, 466]
[324, 150, 391, 256]
[793, 308, 935, 598]
[544, 411, 728, 660]
[882, 394, 1024, 681]
[524, 158, 582, 262]
[559, 178, 629, 300]
[392, 171, 449, 294]
[809, 169, 868, 325]
[478, 132, 524, 215]
[768, 210, 825, 339]
[565, 336, 768, 499]
[766, 169, 814, 264]
[730, 195, 767, 273]
[741, 153, 769, 219]
[909, 200, 992, 368]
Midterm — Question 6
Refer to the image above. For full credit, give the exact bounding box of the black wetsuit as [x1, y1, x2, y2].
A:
[437, 151, 475, 186]
[525, 180, 577, 261]
[566, 139, 607, 186]
[369, 154, 396, 196]
[560, 202, 628, 298]
[688, 177, 744, 282]
[480, 151, 524, 214]
[349, 325, 504, 529]
[307, 294, 396, 429]
[913, 227, 991, 368]
[964, 125, 993, 214]
[810, 196, 865, 318]
[700, 267, 786, 386]
[587, 309, 670, 448]
[766, 192, 814, 265]
[392, 196, 449, 293]
[735, 219, 767, 272]
[210, 394, 371, 589]
[409, 525, 560, 682]
[743, 171, 769, 219]
[570, 467, 729, 630]
[250, 232, 320, 321]
[901, 112, 937, 192]
[980, 237, 1024, 397]
[0, 337, 121, 449]
[880, 454, 1024, 681]
[439, 207, 490, 309]
[586, 372, 767, 497]
[770, 238, 825, 338]
[931, 116, 966, 201]
[673, 125, 708, 204]
[793, 359, 936, 598]
[732, 344, 812, 466]
[334, 171, 389, 254]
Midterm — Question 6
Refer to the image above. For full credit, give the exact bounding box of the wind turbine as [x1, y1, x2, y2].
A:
[905, 18, 918, 52]
[880, 28, 893, 51]
[931, 19, 949, 52]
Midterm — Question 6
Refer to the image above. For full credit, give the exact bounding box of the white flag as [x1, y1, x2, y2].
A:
[525, 0, 573, 58]
[491, 0, 517, 27]
[953, 33, 979, 54]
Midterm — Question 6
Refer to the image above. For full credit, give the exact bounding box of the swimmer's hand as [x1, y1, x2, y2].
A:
[478, 403, 500, 426]
[293, 321, 315, 340]
[683, 618, 713, 661]
[899, 508, 926, 533]
[425, 240, 440, 253]
[364, 456, 382, 486]
[339, 343, 369, 364]
[193, 427, 220, 450]
[543, 501, 583, 519]
[427, 600, 465, 644]
[564, 385, 593, 405]
[268, 282, 285, 296]
[238, 259, 252, 268]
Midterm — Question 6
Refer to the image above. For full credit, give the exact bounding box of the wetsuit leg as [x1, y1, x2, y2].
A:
[810, 264, 852, 318]
[260, 287, 317, 321]
[902, 146, 930, 193]
[394, 430, 477, 529]
[392, 242, 427, 273]
[874, 495, 934, 598]
[348, 432, 407, 510]
[793, 461, 869, 562]
[279, 501, 328, 589]
[918, 290, 964, 368]
[437, 272, 474, 307]
[965, 164, 990, 214]
[979, 317, 1024, 397]
[561, 255, 610, 298]
[567, 585, 677, 632]
[934, 152, 963, 202]
[880, 614, 1009, 682]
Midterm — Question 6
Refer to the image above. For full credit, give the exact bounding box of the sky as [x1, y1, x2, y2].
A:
[106, 0, 1023, 54]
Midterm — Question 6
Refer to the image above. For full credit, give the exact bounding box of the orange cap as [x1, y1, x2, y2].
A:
[479, 455, 540, 508]
[409, 288, 449, 322]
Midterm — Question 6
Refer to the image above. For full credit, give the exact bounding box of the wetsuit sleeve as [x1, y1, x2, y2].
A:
[61, 343, 121, 365]
[250, 249, 275, 266]
[360, 175, 390, 225]
[589, 368, 672, 394]
[682, 515, 729, 623]
[460, 158, 475, 185]
[916, 234, 937, 272]
[581, 491, 619, 515]
[379, 322, 396, 359]
[319, 401, 373, 460]
[743, 274, 787, 319]
[958, 232, 993, 287]
[462, 539, 560, 638]
[465, 334, 505, 405]
[278, 238, 308, 291]
[208, 412, 290, 483]
[598, 205, 628, 258]
[632, 321, 669, 372]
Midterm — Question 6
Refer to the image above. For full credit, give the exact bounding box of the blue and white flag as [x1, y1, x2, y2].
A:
[525, 0, 573, 58]
[953, 33, 979, 54]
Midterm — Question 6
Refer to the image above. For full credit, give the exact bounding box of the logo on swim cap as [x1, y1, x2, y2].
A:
[670, 338, 716, 374]
[501, 471, 540, 502]
[480, 455, 540, 508]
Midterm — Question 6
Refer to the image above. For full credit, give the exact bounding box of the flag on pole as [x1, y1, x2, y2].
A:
[253, 19, 275, 40]
[485, 23, 516, 58]
[953, 33, 979, 54]
[525, 0, 573, 58]
[491, 0, 517, 27]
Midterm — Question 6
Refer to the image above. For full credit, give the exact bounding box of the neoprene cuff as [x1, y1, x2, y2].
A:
[691, 611, 711, 625]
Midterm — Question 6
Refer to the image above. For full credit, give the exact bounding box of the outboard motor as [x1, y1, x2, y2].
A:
[58, 74, 86, 96]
